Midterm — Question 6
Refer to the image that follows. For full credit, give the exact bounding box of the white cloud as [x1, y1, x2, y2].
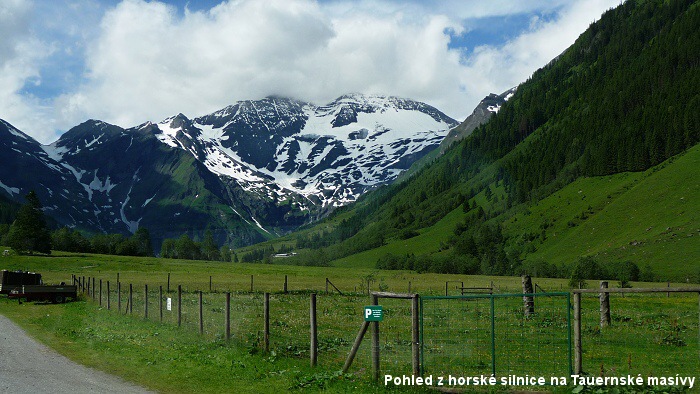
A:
[458, 0, 619, 103]
[56, 0, 472, 128]
[56, 0, 337, 128]
[0, 0, 58, 143]
[2, 0, 620, 143]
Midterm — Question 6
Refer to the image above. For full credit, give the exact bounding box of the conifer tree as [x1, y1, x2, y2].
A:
[7, 191, 52, 254]
[202, 230, 220, 261]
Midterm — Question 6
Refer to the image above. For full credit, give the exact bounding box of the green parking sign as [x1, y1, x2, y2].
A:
[364, 305, 383, 322]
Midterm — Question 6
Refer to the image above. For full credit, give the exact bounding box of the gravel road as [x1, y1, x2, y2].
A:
[0, 314, 154, 394]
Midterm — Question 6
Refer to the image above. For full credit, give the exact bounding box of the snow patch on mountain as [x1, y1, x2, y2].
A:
[88, 170, 116, 193]
[0, 181, 20, 197]
[151, 95, 457, 208]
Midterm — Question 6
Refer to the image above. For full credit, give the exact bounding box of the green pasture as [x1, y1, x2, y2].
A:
[0, 251, 697, 393]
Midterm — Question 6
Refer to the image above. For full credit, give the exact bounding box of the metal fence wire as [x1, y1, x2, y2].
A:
[375, 297, 415, 377]
[420, 293, 572, 380]
[578, 291, 699, 376]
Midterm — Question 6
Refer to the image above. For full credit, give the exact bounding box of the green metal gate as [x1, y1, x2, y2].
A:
[420, 292, 572, 378]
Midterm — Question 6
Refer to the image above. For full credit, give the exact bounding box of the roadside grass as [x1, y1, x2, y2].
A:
[0, 296, 429, 393]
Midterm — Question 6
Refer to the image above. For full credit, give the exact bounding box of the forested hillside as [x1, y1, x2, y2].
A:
[242, 0, 700, 282]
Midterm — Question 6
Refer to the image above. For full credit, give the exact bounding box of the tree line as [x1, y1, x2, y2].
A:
[0, 191, 156, 257]
[160, 231, 238, 262]
[0, 190, 248, 261]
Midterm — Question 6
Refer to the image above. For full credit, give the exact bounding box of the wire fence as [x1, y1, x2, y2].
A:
[74, 275, 378, 375]
[72, 275, 700, 388]
[578, 291, 699, 377]
[375, 297, 415, 377]
[420, 293, 572, 380]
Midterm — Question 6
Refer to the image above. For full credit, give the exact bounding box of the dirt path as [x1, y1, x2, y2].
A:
[0, 314, 153, 394]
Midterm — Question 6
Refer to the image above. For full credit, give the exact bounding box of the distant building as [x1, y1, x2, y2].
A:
[273, 252, 298, 258]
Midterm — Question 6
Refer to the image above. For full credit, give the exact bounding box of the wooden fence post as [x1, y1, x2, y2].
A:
[412, 294, 420, 376]
[199, 291, 204, 335]
[117, 282, 121, 312]
[225, 292, 231, 342]
[99, 279, 102, 307]
[159, 286, 163, 322]
[310, 293, 317, 367]
[145, 284, 149, 320]
[178, 285, 182, 327]
[107, 281, 110, 310]
[325, 278, 329, 295]
[371, 293, 380, 382]
[92, 277, 95, 301]
[522, 275, 535, 317]
[573, 292, 582, 374]
[264, 292, 270, 353]
[343, 321, 370, 373]
[167, 273, 170, 293]
[600, 281, 610, 328]
[209, 276, 212, 292]
[284, 275, 288, 294]
[129, 283, 133, 315]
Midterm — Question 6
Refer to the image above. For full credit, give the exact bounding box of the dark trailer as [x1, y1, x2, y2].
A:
[0, 270, 43, 294]
[8, 285, 77, 304]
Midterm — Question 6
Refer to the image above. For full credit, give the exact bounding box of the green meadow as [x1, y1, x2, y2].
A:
[1, 251, 697, 393]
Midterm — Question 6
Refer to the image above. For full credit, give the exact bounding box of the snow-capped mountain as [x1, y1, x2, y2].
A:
[0, 94, 457, 247]
[154, 94, 457, 208]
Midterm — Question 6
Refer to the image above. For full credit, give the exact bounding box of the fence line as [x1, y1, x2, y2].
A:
[572, 286, 700, 376]
[69, 274, 700, 386]
[71, 274, 366, 370]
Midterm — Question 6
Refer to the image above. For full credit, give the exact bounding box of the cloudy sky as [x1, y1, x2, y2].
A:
[1, 0, 619, 144]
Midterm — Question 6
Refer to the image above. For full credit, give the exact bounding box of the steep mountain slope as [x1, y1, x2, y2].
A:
[504, 144, 700, 280]
[323, 144, 699, 281]
[40, 120, 267, 247]
[438, 88, 516, 155]
[0, 119, 90, 228]
[245, 0, 700, 281]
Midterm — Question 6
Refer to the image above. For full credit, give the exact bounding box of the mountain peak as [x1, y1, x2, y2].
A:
[169, 113, 191, 129]
[57, 120, 124, 146]
[438, 87, 517, 155]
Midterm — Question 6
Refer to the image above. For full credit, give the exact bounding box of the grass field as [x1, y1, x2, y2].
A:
[1, 251, 698, 393]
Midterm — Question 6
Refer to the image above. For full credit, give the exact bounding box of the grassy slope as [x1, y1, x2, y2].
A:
[324, 144, 699, 281]
[333, 207, 465, 268]
[514, 144, 700, 280]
